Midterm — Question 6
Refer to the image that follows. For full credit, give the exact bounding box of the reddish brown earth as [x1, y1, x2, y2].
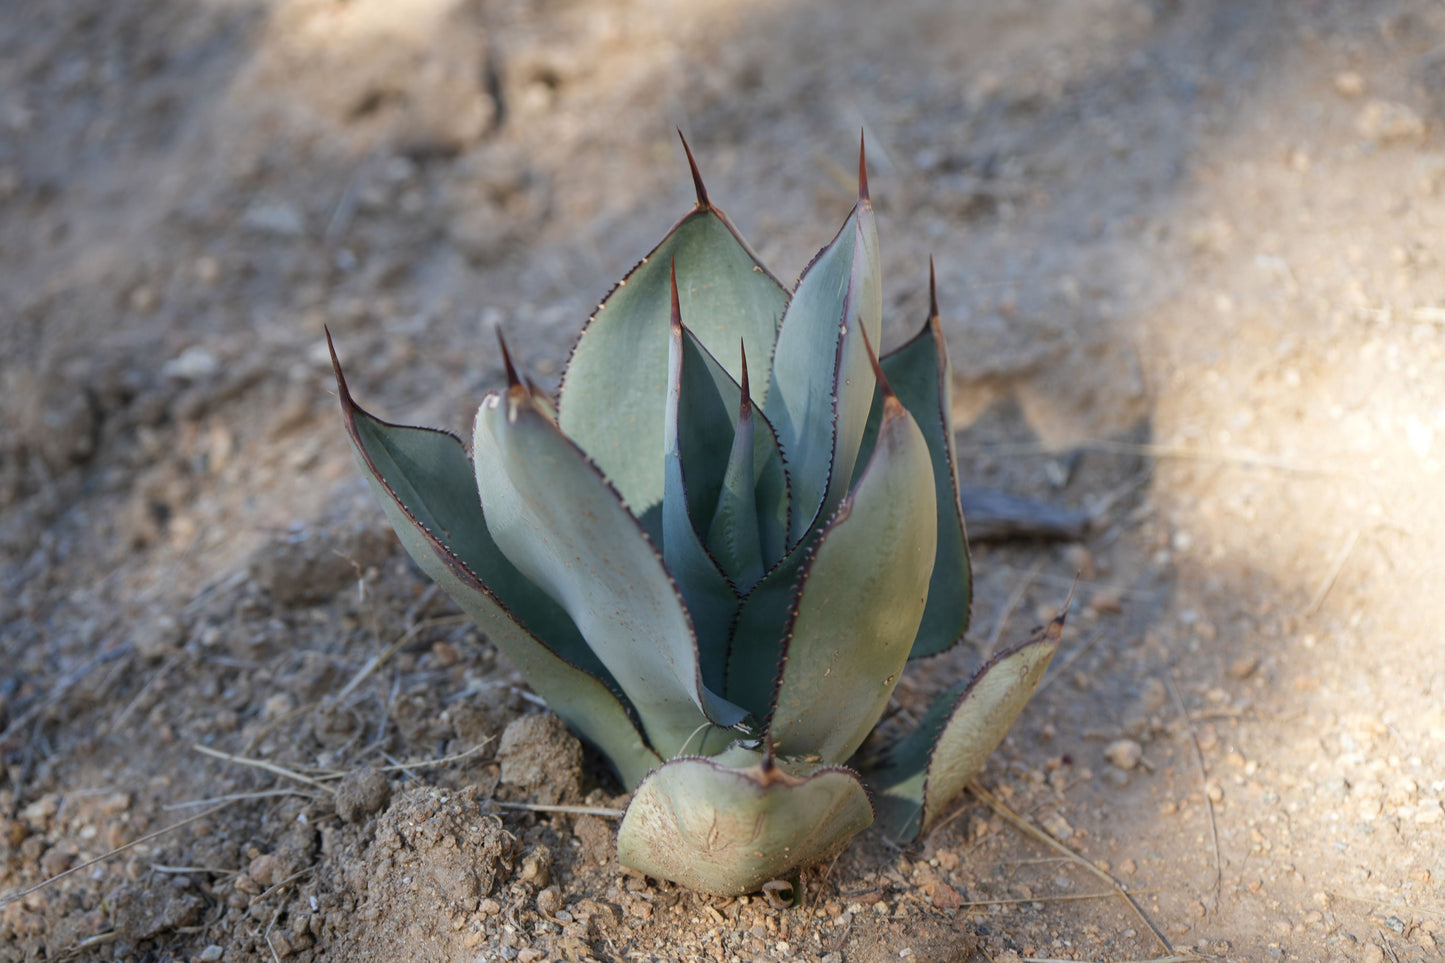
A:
[3, 2, 1443, 961]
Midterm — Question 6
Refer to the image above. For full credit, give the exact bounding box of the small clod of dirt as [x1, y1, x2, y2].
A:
[497, 713, 584, 805]
[333, 768, 391, 824]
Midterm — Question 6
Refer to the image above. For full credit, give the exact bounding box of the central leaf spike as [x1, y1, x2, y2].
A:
[737, 337, 751, 411]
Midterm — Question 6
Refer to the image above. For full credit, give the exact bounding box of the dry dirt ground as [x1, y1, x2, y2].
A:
[3, 1, 1444, 961]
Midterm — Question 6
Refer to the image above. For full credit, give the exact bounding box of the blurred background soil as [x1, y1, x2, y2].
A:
[2, 1, 1443, 960]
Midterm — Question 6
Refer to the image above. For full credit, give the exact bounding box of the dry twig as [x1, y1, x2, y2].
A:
[491, 801, 626, 818]
[966, 781, 1184, 959]
[1304, 528, 1360, 616]
[191, 744, 332, 789]
[164, 788, 317, 811]
[1165, 672, 1223, 917]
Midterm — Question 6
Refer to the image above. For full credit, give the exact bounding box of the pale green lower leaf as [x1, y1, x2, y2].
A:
[331, 348, 662, 787]
[870, 617, 1061, 841]
[474, 385, 746, 757]
[767, 397, 936, 764]
[853, 305, 971, 660]
[878, 313, 971, 658]
[617, 755, 873, 896]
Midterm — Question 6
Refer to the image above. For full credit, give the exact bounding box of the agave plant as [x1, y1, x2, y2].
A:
[328, 135, 1060, 895]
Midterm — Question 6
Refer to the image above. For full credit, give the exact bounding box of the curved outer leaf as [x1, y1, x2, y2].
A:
[877, 287, 972, 658]
[617, 755, 873, 896]
[473, 380, 746, 759]
[765, 163, 881, 548]
[767, 393, 937, 764]
[868, 613, 1063, 841]
[557, 197, 789, 537]
[329, 337, 661, 788]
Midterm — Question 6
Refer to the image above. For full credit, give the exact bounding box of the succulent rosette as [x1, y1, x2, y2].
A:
[329, 136, 1059, 895]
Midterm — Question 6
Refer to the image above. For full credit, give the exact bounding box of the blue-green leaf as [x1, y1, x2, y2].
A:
[767, 390, 937, 765]
[329, 334, 661, 787]
[557, 149, 788, 537]
[663, 297, 743, 695]
[764, 150, 881, 547]
[704, 371, 763, 588]
[473, 377, 746, 758]
[723, 541, 810, 721]
[617, 754, 873, 896]
[704, 344, 790, 590]
[869, 615, 1061, 841]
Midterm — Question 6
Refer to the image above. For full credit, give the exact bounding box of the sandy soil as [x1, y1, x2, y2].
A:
[2, 1, 1443, 960]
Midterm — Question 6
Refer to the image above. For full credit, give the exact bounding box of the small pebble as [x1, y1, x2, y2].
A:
[1038, 810, 1073, 841]
[1195, 723, 1219, 752]
[1105, 739, 1143, 771]
[199, 946, 224, 962]
[1228, 656, 1259, 680]
[1089, 591, 1122, 615]
[535, 886, 562, 918]
[1062, 544, 1095, 579]
[519, 847, 552, 888]
[161, 346, 219, 381]
[1334, 70, 1365, 98]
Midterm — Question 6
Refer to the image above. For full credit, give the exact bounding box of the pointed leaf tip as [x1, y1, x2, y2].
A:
[324, 327, 353, 405]
[678, 129, 711, 210]
[738, 338, 751, 410]
[1047, 578, 1079, 642]
[859, 322, 899, 416]
[496, 329, 524, 391]
[928, 258, 939, 321]
[858, 131, 870, 204]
